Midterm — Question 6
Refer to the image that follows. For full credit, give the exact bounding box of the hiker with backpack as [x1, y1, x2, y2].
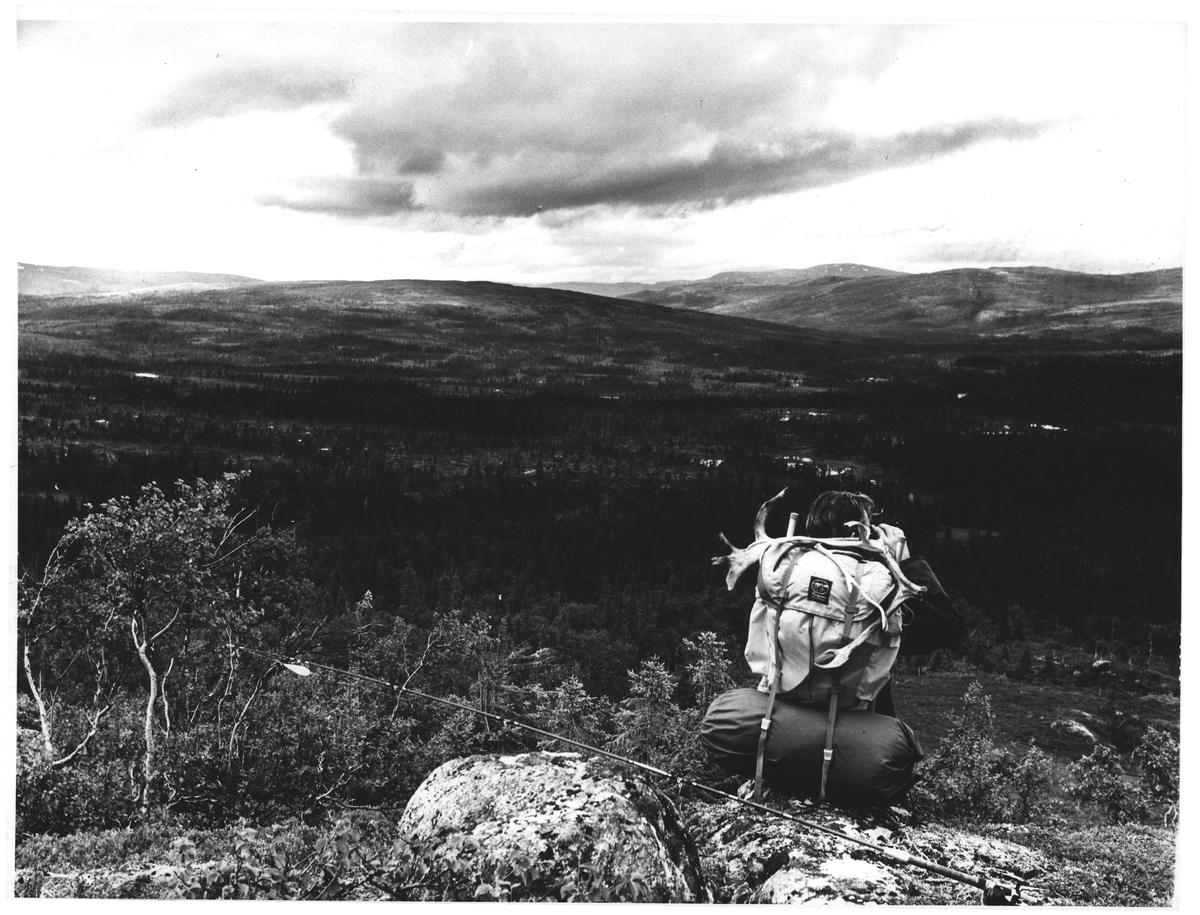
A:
[702, 489, 962, 806]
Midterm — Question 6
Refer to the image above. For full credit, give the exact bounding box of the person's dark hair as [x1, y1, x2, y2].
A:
[805, 491, 879, 538]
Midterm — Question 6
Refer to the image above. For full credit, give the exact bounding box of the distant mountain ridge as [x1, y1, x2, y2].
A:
[18, 261, 1181, 349]
[540, 264, 904, 298]
[703, 264, 910, 285]
[18, 263, 263, 296]
[613, 264, 1181, 345]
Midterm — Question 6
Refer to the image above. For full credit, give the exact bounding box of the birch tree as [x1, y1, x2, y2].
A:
[18, 471, 310, 820]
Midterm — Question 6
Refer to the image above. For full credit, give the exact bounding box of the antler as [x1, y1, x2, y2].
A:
[714, 492, 929, 602]
[713, 488, 865, 590]
[712, 489, 787, 590]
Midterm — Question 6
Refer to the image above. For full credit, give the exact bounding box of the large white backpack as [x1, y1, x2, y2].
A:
[746, 539, 903, 708]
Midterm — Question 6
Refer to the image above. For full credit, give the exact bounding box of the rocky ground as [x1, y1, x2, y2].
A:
[8, 751, 1135, 903]
[685, 795, 1056, 905]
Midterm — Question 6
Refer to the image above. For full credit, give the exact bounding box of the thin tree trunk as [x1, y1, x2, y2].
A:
[133, 616, 159, 820]
[22, 637, 56, 759]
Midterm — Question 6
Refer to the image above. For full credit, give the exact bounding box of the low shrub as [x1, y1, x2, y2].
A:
[991, 824, 1176, 906]
[912, 681, 1054, 824]
[1066, 743, 1146, 824]
[1008, 740, 1053, 824]
[14, 819, 318, 875]
[1131, 726, 1179, 823]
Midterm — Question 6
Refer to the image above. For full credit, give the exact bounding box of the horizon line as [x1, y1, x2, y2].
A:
[17, 260, 1184, 289]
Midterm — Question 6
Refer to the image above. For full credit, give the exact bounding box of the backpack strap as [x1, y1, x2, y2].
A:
[817, 560, 864, 804]
[753, 619, 781, 803]
[818, 689, 843, 804]
[816, 544, 897, 627]
[753, 544, 805, 803]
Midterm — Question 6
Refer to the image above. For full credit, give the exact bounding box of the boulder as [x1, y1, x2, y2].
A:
[397, 751, 708, 902]
[685, 796, 1052, 905]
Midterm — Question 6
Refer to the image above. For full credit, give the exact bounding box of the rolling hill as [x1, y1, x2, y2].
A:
[616, 265, 1181, 346]
[17, 278, 859, 378]
[17, 262, 264, 297]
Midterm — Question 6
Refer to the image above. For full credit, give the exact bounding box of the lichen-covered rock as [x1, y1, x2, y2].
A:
[686, 796, 1053, 905]
[14, 864, 180, 899]
[397, 751, 708, 902]
[757, 853, 905, 904]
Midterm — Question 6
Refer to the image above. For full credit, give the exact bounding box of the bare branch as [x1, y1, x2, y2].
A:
[226, 666, 274, 765]
[49, 703, 113, 769]
[199, 537, 255, 570]
[401, 629, 444, 692]
[149, 604, 183, 644]
[214, 507, 255, 554]
[19, 537, 68, 623]
[55, 649, 86, 685]
[313, 764, 366, 804]
[160, 657, 175, 736]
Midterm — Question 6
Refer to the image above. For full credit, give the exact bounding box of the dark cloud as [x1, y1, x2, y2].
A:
[144, 62, 352, 128]
[428, 118, 1050, 217]
[262, 116, 1047, 220]
[258, 177, 419, 218]
[395, 148, 447, 175]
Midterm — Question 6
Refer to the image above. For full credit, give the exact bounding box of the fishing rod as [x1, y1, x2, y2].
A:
[239, 645, 1031, 905]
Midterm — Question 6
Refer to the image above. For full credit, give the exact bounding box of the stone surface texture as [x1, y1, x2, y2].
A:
[685, 795, 1054, 905]
[397, 751, 709, 902]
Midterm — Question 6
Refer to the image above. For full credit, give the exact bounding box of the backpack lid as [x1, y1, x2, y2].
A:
[756, 541, 897, 625]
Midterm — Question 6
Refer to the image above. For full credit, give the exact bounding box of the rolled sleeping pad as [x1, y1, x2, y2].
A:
[700, 688, 924, 808]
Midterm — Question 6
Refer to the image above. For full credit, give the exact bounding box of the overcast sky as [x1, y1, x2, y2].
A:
[15, 11, 1188, 284]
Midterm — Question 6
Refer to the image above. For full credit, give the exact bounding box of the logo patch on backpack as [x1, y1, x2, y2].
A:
[807, 577, 833, 605]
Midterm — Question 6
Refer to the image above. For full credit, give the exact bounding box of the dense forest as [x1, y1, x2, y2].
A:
[18, 347, 1182, 668]
[14, 291, 1181, 900]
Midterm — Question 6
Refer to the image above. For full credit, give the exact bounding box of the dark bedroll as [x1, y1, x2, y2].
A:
[700, 688, 924, 808]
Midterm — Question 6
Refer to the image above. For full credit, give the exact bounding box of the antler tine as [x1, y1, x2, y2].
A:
[754, 488, 788, 541]
[844, 521, 926, 600]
